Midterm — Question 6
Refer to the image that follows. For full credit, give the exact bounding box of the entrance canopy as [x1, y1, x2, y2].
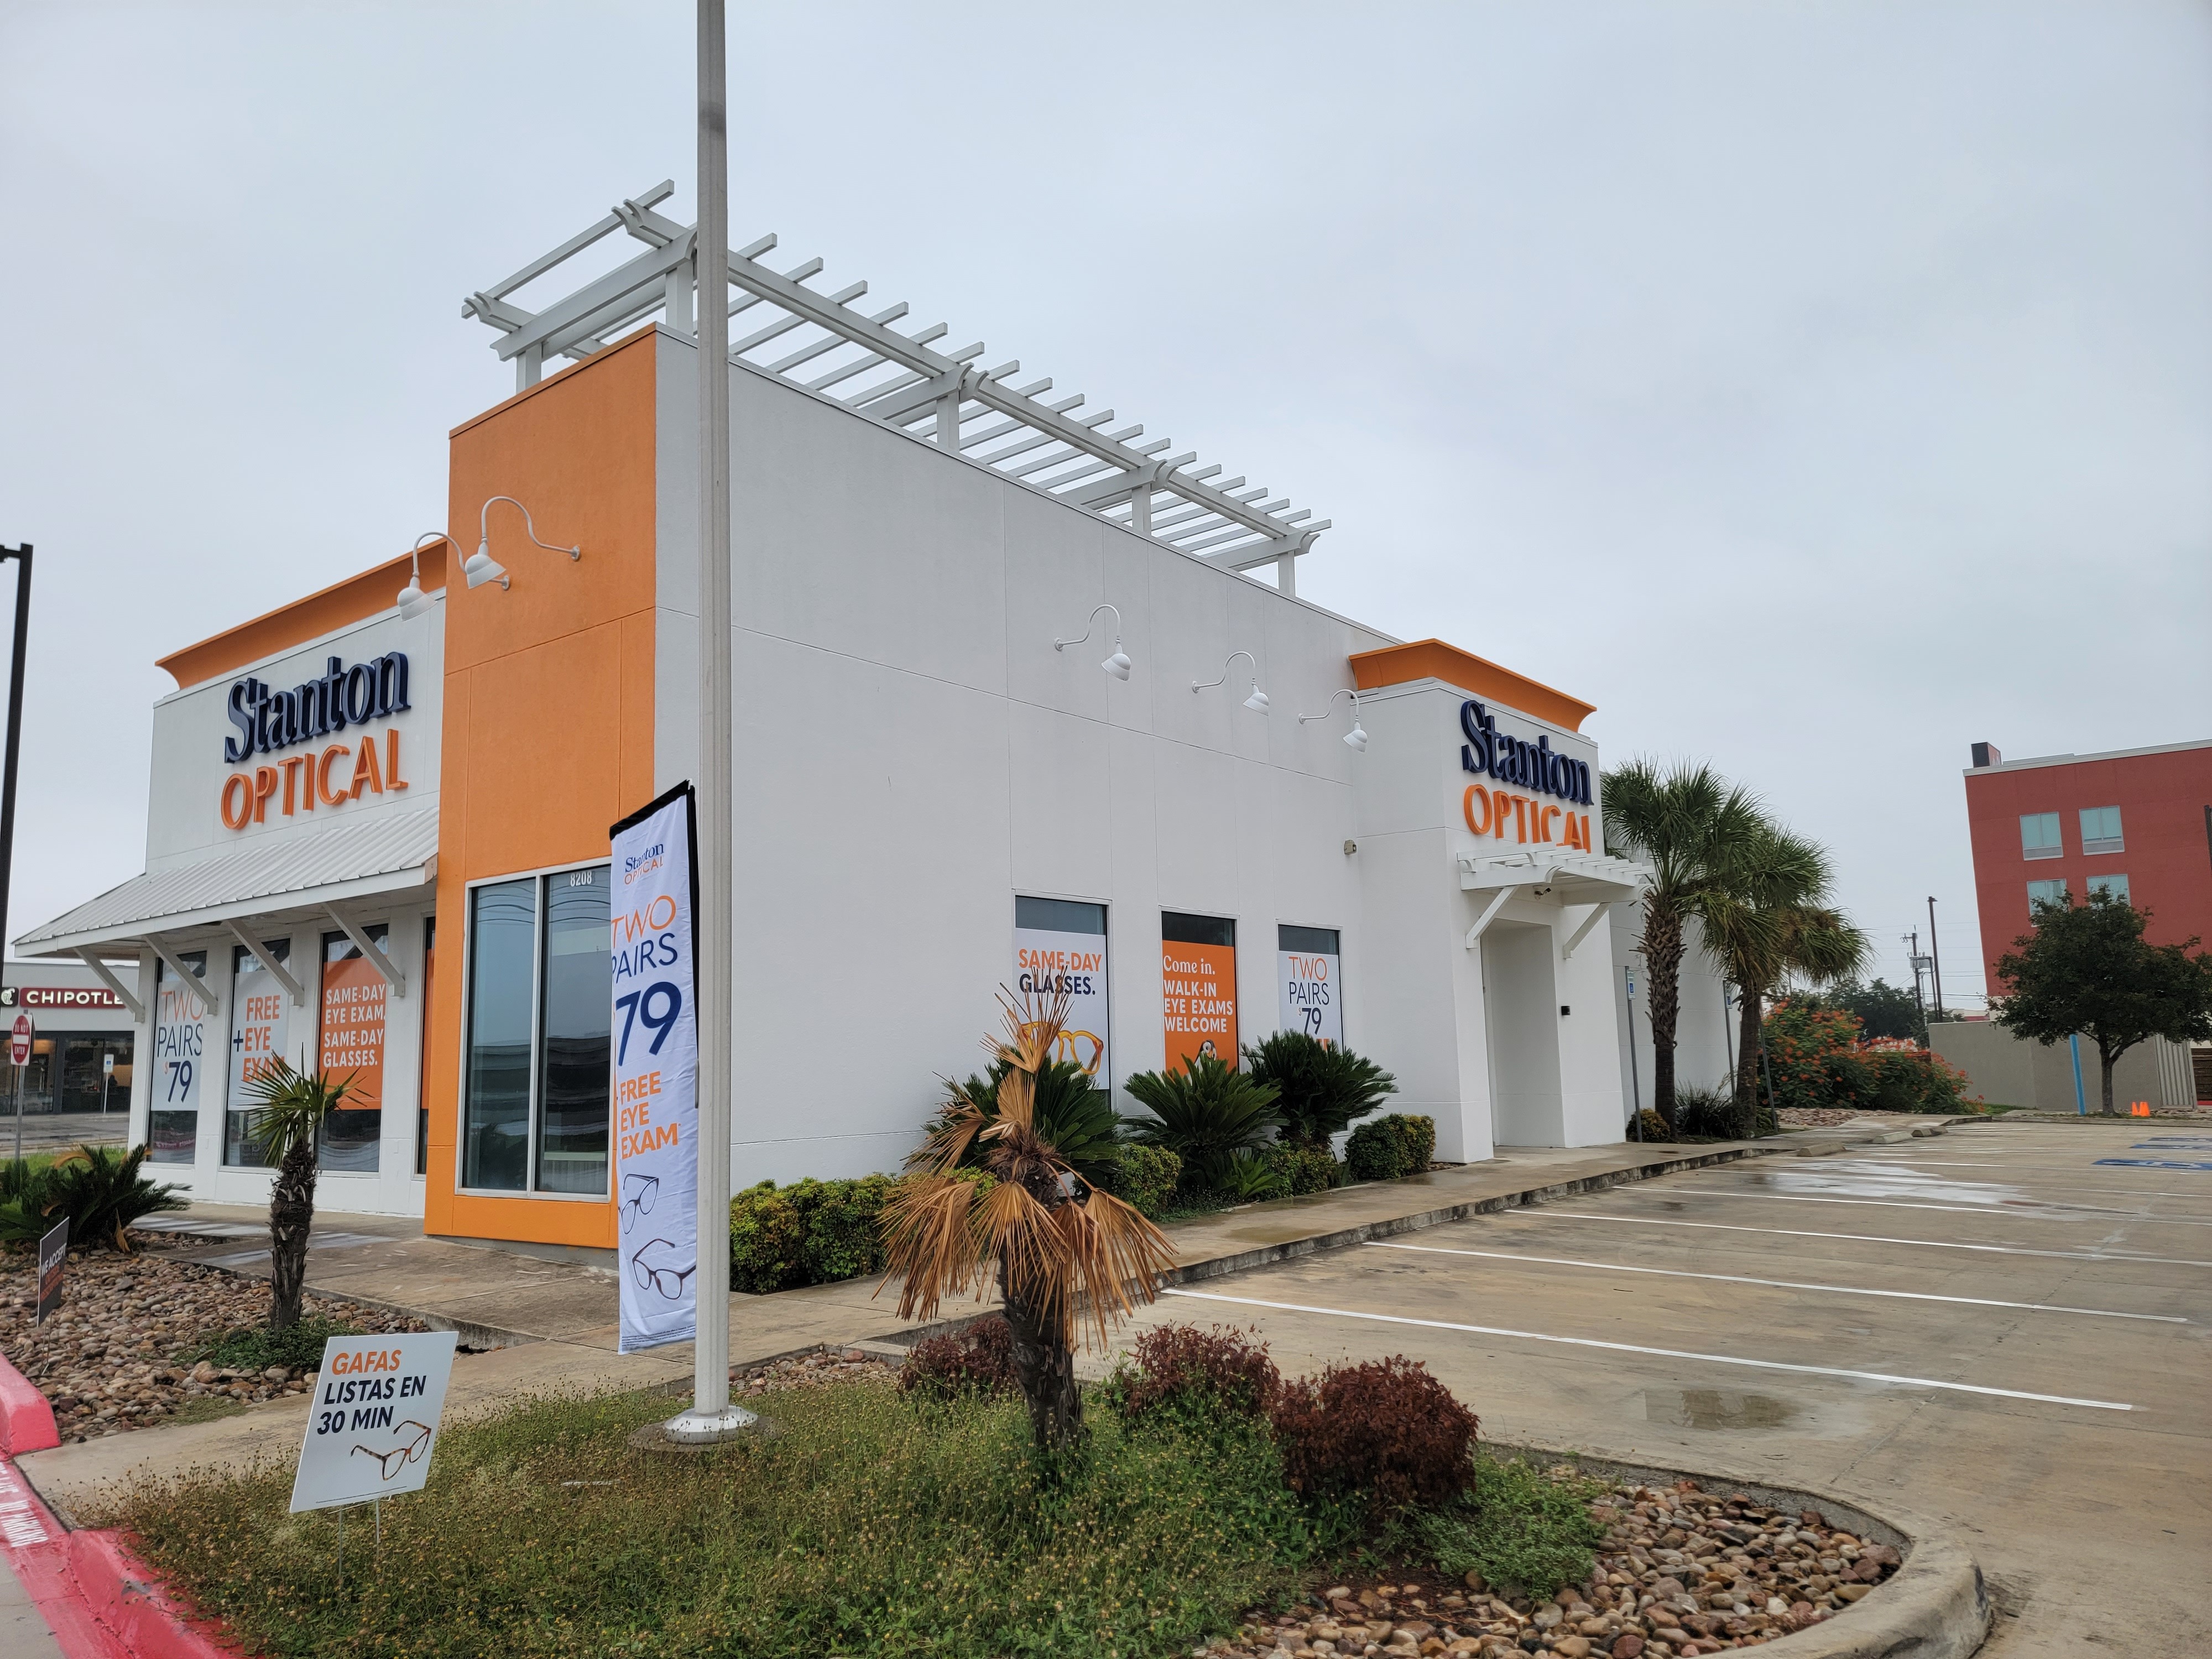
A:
[1458, 848, 1651, 957]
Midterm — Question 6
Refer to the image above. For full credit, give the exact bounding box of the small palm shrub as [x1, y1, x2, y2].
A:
[1670, 1083, 1741, 1139]
[0, 1144, 186, 1251]
[1121, 1055, 1282, 1189]
[1343, 1113, 1436, 1181]
[937, 1058, 1123, 1187]
[1107, 1323, 1282, 1423]
[1091, 1144, 1181, 1218]
[1242, 1031, 1396, 1148]
[1270, 1354, 1479, 1517]
[1221, 1150, 1289, 1202]
[898, 1315, 1018, 1400]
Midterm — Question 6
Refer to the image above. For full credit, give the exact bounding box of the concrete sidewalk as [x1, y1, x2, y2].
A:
[16, 1133, 1855, 1517]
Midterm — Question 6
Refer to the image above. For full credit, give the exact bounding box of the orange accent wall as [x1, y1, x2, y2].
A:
[157, 545, 449, 691]
[423, 328, 660, 1250]
[1349, 639, 1595, 733]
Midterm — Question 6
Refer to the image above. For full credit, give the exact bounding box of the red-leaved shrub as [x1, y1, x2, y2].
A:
[1270, 1355, 1478, 1514]
[898, 1314, 1017, 1400]
[1110, 1323, 1282, 1421]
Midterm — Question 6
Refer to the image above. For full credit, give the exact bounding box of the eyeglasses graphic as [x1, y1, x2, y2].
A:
[619, 1171, 659, 1232]
[350, 1420, 434, 1481]
[631, 1239, 698, 1301]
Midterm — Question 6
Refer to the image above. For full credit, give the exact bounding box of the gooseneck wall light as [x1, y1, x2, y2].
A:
[395, 533, 443, 621]
[1052, 603, 1133, 681]
[466, 495, 582, 591]
[1297, 687, 1368, 752]
[1193, 650, 1269, 713]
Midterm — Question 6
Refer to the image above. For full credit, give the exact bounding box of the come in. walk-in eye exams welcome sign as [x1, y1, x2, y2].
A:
[610, 782, 702, 1354]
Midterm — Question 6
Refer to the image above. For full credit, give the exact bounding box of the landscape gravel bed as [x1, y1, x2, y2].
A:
[0, 1245, 427, 1444]
[1217, 1475, 1901, 1658]
[729, 1348, 896, 1396]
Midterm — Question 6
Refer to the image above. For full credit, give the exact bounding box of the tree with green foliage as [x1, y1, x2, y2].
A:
[1994, 890, 2212, 1115]
[1829, 978, 1928, 1044]
[1241, 1030, 1395, 1150]
[1699, 823, 1869, 1131]
[1601, 759, 1770, 1131]
[239, 1059, 356, 1330]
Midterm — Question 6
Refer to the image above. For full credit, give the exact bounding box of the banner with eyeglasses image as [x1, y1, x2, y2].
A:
[610, 782, 702, 1354]
[290, 1331, 458, 1512]
[1013, 896, 1109, 1085]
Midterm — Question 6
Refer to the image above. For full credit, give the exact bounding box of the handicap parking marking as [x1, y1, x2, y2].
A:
[2098, 1159, 2212, 1171]
[1160, 1288, 2138, 1411]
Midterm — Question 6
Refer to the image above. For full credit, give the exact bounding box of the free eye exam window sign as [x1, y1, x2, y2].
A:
[291, 1331, 458, 1512]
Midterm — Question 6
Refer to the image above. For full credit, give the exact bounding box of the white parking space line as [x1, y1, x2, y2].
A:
[1658, 1187, 2212, 1227]
[1160, 1288, 2137, 1411]
[1530, 1210, 2212, 1267]
[1360, 1240, 2189, 1322]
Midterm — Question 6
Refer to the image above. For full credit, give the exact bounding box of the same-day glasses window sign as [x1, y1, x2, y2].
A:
[2080, 806, 2124, 855]
[2019, 813, 2062, 860]
[1277, 925, 1342, 1047]
[2088, 873, 2130, 904]
[2027, 879, 2069, 910]
[462, 866, 613, 1197]
[317, 926, 388, 1174]
[1013, 897, 1109, 1083]
[152, 952, 207, 1165]
[226, 940, 293, 1168]
[1162, 912, 1237, 1073]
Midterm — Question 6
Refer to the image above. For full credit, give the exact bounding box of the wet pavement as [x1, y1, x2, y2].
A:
[1105, 1117, 2211, 1656]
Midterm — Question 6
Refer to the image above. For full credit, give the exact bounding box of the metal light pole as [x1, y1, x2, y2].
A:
[665, 0, 751, 1442]
[1925, 895, 1944, 1019]
[0, 544, 30, 1041]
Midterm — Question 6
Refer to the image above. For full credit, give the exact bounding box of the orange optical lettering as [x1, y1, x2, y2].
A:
[1563, 812, 1584, 851]
[252, 766, 279, 823]
[221, 773, 253, 831]
[351, 733, 383, 799]
[1541, 805, 1561, 843]
[1511, 795, 1527, 843]
[1462, 784, 1491, 836]
[385, 727, 408, 790]
[319, 744, 352, 806]
[281, 754, 304, 816]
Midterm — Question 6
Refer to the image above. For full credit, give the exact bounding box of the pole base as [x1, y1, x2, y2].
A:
[661, 1403, 760, 1444]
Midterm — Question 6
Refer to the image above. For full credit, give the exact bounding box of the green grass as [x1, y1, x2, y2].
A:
[1381, 1453, 1605, 1595]
[111, 1381, 1317, 1659]
[163, 1396, 249, 1427]
[181, 1315, 362, 1375]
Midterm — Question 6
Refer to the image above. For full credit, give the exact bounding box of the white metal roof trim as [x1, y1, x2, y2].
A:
[18, 805, 440, 944]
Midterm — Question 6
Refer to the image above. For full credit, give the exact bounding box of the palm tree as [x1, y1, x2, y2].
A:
[883, 990, 1177, 1452]
[239, 1059, 354, 1331]
[1700, 826, 1870, 1133]
[1601, 759, 1770, 1131]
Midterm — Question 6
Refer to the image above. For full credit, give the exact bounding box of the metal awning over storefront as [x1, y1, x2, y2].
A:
[14, 805, 437, 1013]
[1458, 848, 1651, 957]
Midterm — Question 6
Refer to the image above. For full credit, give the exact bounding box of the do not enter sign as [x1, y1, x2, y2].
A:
[9, 1014, 33, 1068]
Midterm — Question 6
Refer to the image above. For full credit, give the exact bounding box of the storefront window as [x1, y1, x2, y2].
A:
[226, 939, 292, 1167]
[1276, 924, 1343, 1046]
[58, 1035, 133, 1114]
[462, 866, 612, 1196]
[464, 879, 536, 1190]
[1013, 896, 1109, 1083]
[318, 926, 388, 1174]
[1161, 911, 1238, 1073]
[418, 919, 435, 1177]
[152, 951, 207, 1162]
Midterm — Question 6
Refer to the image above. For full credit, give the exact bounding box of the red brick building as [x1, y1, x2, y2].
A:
[1963, 738, 2212, 995]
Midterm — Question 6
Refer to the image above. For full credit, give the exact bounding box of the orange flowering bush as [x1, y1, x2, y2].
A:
[1763, 999, 1981, 1114]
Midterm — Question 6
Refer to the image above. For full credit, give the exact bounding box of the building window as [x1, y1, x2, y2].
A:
[1161, 911, 1237, 1072]
[317, 926, 388, 1174]
[1013, 896, 1109, 1083]
[418, 917, 435, 1177]
[2079, 805, 2124, 855]
[2019, 812, 2062, 860]
[462, 866, 611, 1195]
[226, 940, 292, 1168]
[151, 952, 207, 1164]
[2088, 873, 2130, 904]
[1277, 924, 1343, 1046]
[2026, 878, 2068, 912]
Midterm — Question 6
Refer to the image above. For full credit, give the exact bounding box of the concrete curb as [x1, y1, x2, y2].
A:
[1164, 1146, 1768, 1288]
[1493, 1442, 1989, 1659]
[0, 1344, 60, 1457]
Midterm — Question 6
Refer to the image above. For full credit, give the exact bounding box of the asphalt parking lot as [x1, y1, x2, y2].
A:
[1110, 1117, 2212, 1656]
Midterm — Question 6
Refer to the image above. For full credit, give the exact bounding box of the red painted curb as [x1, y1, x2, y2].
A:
[0, 1345, 61, 1455]
[1, 1455, 238, 1659]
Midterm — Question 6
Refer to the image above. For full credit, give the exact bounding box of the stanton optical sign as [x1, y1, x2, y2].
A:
[217, 652, 414, 832]
[1458, 700, 1598, 853]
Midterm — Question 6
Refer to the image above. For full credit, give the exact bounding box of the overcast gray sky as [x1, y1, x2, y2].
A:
[3, 2, 2207, 1003]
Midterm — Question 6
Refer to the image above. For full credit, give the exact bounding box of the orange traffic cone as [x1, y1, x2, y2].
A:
[2130, 1101, 2151, 1117]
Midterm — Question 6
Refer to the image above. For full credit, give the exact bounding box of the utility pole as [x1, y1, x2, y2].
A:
[0, 545, 32, 1036]
[1903, 930, 1926, 1033]
[664, 0, 750, 1443]
[1925, 895, 1944, 1019]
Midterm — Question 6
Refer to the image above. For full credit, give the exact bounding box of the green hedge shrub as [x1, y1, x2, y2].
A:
[1092, 1144, 1181, 1218]
[1343, 1114, 1436, 1182]
[1264, 1141, 1341, 1196]
[728, 1173, 894, 1294]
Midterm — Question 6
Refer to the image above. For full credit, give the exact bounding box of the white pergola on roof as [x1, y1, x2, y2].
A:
[463, 182, 1329, 592]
